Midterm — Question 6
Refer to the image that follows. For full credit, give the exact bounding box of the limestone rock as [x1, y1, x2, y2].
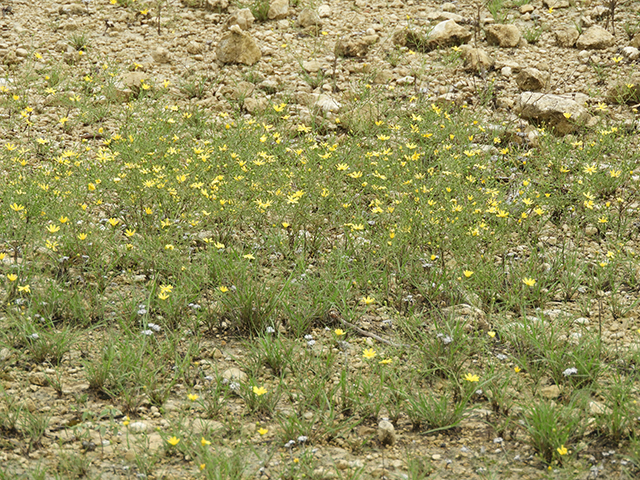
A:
[315, 94, 341, 113]
[182, 0, 229, 12]
[554, 25, 579, 47]
[426, 20, 472, 49]
[621, 46, 639, 61]
[540, 384, 561, 399]
[425, 10, 464, 23]
[516, 67, 550, 91]
[335, 33, 376, 57]
[576, 25, 614, 50]
[517, 92, 593, 135]
[29, 372, 48, 386]
[632, 34, 640, 49]
[151, 46, 171, 64]
[128, 421, 149, 433]
[122, 71, 146, 91]
[224, 8, 254, 30]
[222, 367, 248, 382]
[460, 46, 493, 73]
[485, 24, 521, 48]
[318, 4, 331, 17]
[244, 96, 268, 114]
[302, 60, 322, 72]
[231, 81, 255, 99]
[377, 420, 396, 446]
[268, 0, 288, 20]
[589, 401, 611, 416]
[543, 0, 569, 8]
[298, 8, 321, 28]
[216, 25, 262, 65]
[519, 4, 534, 14]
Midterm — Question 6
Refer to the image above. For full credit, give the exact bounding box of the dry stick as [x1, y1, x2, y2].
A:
[329, 310, 409, 348]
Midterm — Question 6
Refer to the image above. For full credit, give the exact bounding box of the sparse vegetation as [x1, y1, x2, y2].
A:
[1, 0, 640, 478]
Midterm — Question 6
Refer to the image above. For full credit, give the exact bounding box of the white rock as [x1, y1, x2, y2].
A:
[318, 4, 331, 17]
[377, 420, 396, 446]
[129, 421, 148, 433]
[314, 94, 341, 113]
[621, 46, 639, 61]
[222, 367, 248, 382]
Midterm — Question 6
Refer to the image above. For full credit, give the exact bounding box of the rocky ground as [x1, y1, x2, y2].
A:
[1, 0, 640, 478]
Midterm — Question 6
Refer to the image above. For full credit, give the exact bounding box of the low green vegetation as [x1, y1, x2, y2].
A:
[0, 42, 639, 478]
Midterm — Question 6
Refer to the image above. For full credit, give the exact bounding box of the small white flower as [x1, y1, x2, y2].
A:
[563, 367, 578, 376]
[148, 323, 161, 332]
[266, 326, 275, 333]
[297, 436, 308, 443]
[229, 382, 240, 391]
[496, 354, 508, 361]
[304, 334, 313, 340]
[307, 339, 316, 347]
[493, 437, 503, 444]
[28, 333, 40, 340]
[141, 329, 153, 336]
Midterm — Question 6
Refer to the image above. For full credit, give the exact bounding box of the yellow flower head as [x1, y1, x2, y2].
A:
[334, 329, 345, 336]
[463, 270, 474, 278]
[7, 274, 18, 282]
[258, 427, 268, 435]
[361, 296, 376, 305]
[363, 348, 376, 359]
[253, 386, 267, 396]
[522, 277, 536, 287]
[557, 445, 568, 456]
[464, 373, 479, 382]
[201, 437, 211, 446]
[188, 393, 199, 401]
[167, 436, 180, 446]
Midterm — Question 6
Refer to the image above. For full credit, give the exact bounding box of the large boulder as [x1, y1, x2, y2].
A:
[216, 25, 262, 65]
[485, 24, 521, 48]
[517, 92, 593, 135]
[427, 20, 472, 48]
[576, 25, 614, 50]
